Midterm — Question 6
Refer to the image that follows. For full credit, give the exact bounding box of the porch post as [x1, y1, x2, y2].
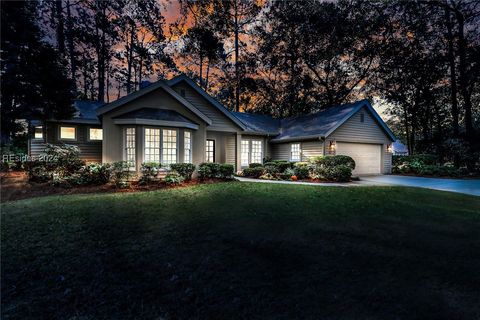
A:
[235, 133, 242, 172]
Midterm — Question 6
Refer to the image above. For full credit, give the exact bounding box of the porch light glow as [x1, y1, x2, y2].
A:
[387, 143, 393, 153]
[329, 141, 336, 150]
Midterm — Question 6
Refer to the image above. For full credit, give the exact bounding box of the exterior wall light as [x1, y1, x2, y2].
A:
[387, 143, 393, 153]
[328, 140, 336, 155]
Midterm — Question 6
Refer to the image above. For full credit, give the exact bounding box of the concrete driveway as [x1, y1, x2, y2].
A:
[360, 175, 480, 196]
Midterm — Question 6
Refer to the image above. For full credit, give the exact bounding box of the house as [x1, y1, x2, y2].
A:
[29, 75, 396, 176]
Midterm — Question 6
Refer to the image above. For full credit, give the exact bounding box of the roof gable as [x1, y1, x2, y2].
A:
[167, 75, 247, 130]
[95, 81, 212, 125]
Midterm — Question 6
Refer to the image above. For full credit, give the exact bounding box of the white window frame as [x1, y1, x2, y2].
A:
[124, 127, 136, 170]
[290, 143, 301, 162]
[33, 126, 43, 139]
[184, 131, 192, 163]
[241, 139, 263, 167]
[162, 128, 178, 167]
[88, 127, 103, 141]
[144, 127, 161, 163]
[59, 125, 77, 141]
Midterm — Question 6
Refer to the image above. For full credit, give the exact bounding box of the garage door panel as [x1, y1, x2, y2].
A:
[336, 142, 381, 175]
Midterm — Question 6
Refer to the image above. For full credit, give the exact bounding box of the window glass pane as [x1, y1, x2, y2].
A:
[125, 127, 136, 169]
[89, 128, 103, 140]
[206, 139, 215, 163]
[34, 126, 43, 139]
[162, 129, 177, 166]
[241, 140, 250, 166]
[144, 128, 160, 163]
[291, 143, 301, 162]
[251, 140, 263, 164]
[60, 126, 76, 139]
[184, 131, 191, 163]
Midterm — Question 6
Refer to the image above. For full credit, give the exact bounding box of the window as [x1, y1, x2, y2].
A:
[144, 128, 160, 163]
[162, 129, 177, 166]
[34, 126, 43, 139]
[60, 126, 76, 140]
[360, 113, 365, 123]
[125, 127, 136, 169]
[89, 128, 103, 141]
[241, 140, 250, 166]
[290, 143, 301, 162]
[206, 139, 215, 162]
[184, 131, 192, 163]
[251, 140, 263, 164]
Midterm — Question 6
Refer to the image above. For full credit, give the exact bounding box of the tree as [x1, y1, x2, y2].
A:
[1, 1, 75, 144]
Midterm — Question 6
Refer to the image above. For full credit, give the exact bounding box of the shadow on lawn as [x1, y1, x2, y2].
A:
[2, 184, 480, 319]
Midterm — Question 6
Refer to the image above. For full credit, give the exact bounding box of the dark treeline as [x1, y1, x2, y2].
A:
[1, 0, 479, 164]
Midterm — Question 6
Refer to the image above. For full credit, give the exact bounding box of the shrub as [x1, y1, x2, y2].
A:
[276, 167, 295, 180]
[242, 167, 264, 178]
[79, 163, 111, 185]
[44, 144, 85, 176]
[264, 162, 279, 174]
[164, 172, 184, 185]
[139, 162, 161, 184]
[110, 161, 131, 188]
[51, 174, 84, 188]
[311, 155, 355, 170]
[198, 162, 221, 180]
[170, 163, 195, 181]
[219, 164, 235, 179]
[259, 173, 277, 180]
[322, 164, 352, 182]
[249, 163, 263, 168]
[26, 161, 51, 182]
[277, 161, 295, 173]
[293, 165, 310, 180]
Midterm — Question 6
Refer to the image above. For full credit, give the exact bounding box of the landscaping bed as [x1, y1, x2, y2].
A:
[392, 154, 480, 178]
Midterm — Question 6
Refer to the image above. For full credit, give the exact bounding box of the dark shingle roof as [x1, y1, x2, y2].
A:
[273, 101, 363, 141]
[231, 112, 280, 135]
[113, 108, 196, 124]
[74, 100, 104, 120]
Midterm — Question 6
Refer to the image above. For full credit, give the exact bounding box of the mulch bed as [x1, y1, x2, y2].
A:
[0, 171, 228, 202]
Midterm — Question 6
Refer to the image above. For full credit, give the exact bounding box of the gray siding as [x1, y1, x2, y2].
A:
[30, 122, 102, 163]
[328, 107, 391, 144]
[172, 83, 240, 132]
[225, 134, 236, 165]
[384, 151, 392, 174]
[271, 140, 324, 161]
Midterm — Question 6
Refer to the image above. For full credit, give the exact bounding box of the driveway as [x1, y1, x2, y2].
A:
[360, 175, 480, 196]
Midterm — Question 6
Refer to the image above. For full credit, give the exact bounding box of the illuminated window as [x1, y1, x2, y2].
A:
[144, 128, 160, 163]
[89, 128, 103, 140]
[241, 140, 250, 166]
[251, 140, 263, 164]
[162, 129, 177, 166]
[206, 139, 215, 162]
[60, 126, 76, 140]
[290, 143, 301, 162]
[184, 131, 192, 163]
[34, 126, 43, 139]
[125, 128, 136, 169]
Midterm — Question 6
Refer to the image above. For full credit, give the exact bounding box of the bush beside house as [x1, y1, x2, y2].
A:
[392, 154, 477, 177]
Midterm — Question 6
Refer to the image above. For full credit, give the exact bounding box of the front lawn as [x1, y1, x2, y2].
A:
[2, 182, 480, 319]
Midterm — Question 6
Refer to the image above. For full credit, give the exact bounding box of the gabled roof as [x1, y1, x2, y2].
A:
[167, 74, 247, 130]
[96, 80, 212, 125]
[236, 100, 395, 143]
[47, 100, 104, 125]
[231, 112, 280, 135]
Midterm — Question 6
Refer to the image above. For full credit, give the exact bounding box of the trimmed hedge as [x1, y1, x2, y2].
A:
[170, 163, 196, 181]
[248, 163, 263, 168]
[243, 166, 265, 178]
[198, 163, 234, 180]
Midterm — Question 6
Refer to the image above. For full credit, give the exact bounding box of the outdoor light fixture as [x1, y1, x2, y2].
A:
[387, 143, 393, 153]
[329, 141, 336, 149]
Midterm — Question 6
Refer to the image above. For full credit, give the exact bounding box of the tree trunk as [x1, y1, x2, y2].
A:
[205, 57, 210, 90]
[55, 0, 65, 54]
[445, 6, 459, 138]
[126, 21, 135, 94]
[199, 52, 203, 87]
[455, 9, 473, 141]
[234, 2, 240, 112]
[66, 2, 76, 90]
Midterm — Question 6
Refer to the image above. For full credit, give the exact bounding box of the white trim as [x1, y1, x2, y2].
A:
[124, 127, 136, 170]
[290, 143, 301, 162]
[113, 118, 198, 130]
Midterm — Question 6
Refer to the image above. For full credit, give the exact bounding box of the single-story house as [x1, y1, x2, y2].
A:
[29, 75, 396, 176]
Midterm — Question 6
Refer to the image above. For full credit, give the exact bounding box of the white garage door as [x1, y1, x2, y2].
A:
[336, 142, 382, 175]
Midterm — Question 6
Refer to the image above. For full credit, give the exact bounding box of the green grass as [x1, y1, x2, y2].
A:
[2, 182, 480, 319]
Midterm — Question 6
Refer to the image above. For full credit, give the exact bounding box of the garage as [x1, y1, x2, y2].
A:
[336, 142, 382, 175]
